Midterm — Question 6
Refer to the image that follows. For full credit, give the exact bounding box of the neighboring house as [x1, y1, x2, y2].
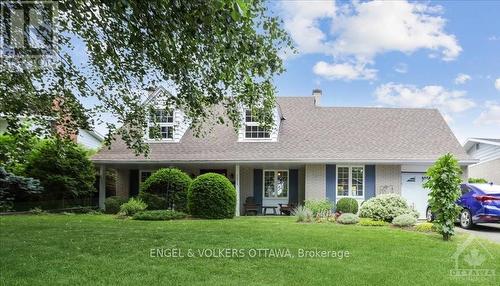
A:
[464, 138, 500, 184]
[92, 87, 475, 218]
[0, 117, 104, 150]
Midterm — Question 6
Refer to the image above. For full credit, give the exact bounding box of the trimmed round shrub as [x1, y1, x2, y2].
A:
[336, 198, 358, 214]
[132, 210, 187, 221]
[120, 198, 147, 216]
[187, 173, 236, 219]
[140, 168, 192, 211]
[359, 194, 418, 222]
[392, 214, 418, 227]
[104, 196, 128, 214]
[337, 213, 359, 224]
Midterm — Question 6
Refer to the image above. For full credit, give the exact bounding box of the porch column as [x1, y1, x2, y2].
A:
[99, 165, 106, 210]
[235, 164, 240, 216]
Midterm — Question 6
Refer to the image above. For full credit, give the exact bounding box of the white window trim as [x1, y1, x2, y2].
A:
[336, 165, 365, 200]
[242, 109, 274, 142]
[262, 169, 289, 200]
[146, 109, 176, 142]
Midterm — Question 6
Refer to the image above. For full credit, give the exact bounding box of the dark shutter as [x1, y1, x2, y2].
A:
[289, 169, 299, 205]
[129, 169, 139, 197]
[365, 165, 376, 200]
[253, 169, 263, 214]
[326, 164, 336, 203]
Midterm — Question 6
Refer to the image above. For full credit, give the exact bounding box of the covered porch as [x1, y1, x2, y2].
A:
[96, 162, 306, 216]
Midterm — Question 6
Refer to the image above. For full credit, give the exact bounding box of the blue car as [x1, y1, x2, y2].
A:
[426, 183, 500, 229]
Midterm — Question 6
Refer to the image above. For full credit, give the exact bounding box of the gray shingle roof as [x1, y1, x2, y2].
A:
[92, 97, 473, 163]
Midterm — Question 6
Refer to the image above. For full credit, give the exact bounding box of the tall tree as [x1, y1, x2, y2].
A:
[0, 0, 293, 155]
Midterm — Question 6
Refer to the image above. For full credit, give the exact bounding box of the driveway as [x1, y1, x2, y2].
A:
[456, 223, 500, 243]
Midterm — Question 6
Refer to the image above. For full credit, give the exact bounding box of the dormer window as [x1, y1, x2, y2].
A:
[148, 109, 174, 140]
[244, 110, 270, 139]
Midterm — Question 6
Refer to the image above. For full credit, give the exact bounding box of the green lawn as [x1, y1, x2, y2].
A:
[1, 215, 499, 285]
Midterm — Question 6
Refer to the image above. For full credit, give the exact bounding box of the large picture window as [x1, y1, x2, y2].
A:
[148, 109, 174, 140]
[244, 110, 270, 139]
[263, 170, 288, 198]
[336, 166, 364, 198]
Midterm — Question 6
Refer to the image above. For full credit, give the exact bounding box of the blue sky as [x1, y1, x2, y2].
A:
[272, 0, 500, 142]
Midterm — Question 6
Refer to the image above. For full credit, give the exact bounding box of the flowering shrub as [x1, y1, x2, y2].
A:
[359, 194, 418, 222]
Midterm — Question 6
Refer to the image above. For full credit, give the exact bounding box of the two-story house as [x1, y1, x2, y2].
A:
[92, 87, 475, 218]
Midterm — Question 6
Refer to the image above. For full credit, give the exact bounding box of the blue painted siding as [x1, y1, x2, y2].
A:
[365, 165, 376, 199]
[253, 169, 263, 214]
[326, 164, 336, 202]
[289, 169, 299, 205]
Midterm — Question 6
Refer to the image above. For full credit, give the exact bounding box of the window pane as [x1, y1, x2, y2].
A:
[264, 171, 275, 198]
[150, 109, 173, 123]
[337, 167, 349, 196]
[276, 171, 288, 197]
[352, 167, 364, 196]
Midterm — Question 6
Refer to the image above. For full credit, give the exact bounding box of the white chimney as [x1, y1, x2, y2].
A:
[312, 89, 322, 106]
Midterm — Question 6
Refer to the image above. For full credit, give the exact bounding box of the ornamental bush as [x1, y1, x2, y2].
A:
[120, 197, 147, 216]
[187, 173, 236, 219]
[414, 222, 436, 232]
[132, 210, 187, 221]
[359, 194, 418, 222]
[0, 167, 43, 212]
[392, 214, 417, 227]
[468, 177, 488, 184]
[293, 205, 313, 223]
[336, 197, 358, 214]
[104, 196, 128, 214]
[25, 139, 96, 207]
[424, 153, 462, 241]
[337, 213, 359, 224]
[359, 218, 388, 226]
[140, 168, 192, 211]
[304, 199, 334, 216]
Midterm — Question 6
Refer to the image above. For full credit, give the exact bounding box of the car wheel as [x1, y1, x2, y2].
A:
[460, 209, 474, 229]
[426, 207, 433, 222]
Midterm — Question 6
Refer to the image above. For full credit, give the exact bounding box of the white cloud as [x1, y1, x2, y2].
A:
[374, 83, 476, 121]
[495, 78, 500, 91]
[313, 61, 376, 80]
[331, 1, 461, 62]
[394, 63, 408, 74]
[281, 1, 336, 54]
[475, 102, 500, 127]
[454, 73, 471, 85]
[281, 0, 461, 80]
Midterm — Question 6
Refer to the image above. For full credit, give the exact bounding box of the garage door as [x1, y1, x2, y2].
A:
[401, 173, 430, 219]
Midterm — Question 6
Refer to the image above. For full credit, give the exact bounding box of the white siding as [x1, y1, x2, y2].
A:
[469, 158, 500, 184]
[304, 164, 326, 200]
[467, 143, 500, 161]
[77, 129, 103, 149]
